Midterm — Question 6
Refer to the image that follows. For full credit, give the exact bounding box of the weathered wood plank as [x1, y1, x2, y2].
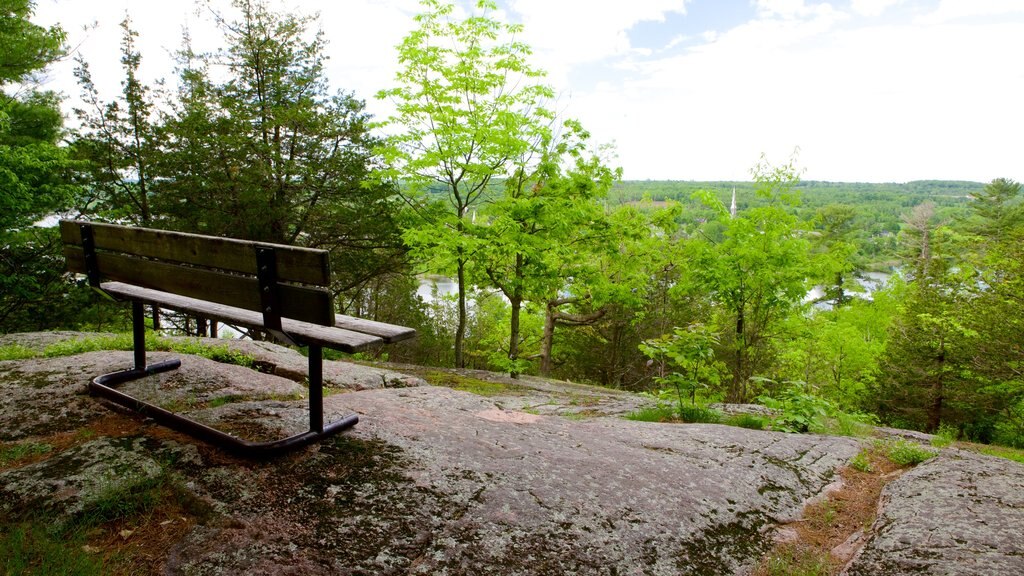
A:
[334, 314, 416, 343]
[66, 246, 335, 326]
[100, 282, 382, 352]
[60, 220, 330, 286]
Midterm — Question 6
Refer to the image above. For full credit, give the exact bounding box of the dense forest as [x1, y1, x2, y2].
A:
[2, 0, 1022, 450]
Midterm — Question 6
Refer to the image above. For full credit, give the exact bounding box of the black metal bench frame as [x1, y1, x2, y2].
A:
[61, 220, 414, 457]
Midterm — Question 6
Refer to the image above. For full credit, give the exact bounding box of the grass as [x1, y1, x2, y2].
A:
[1, 522, 103, 576]
[930, 438, 1024, 465]
[817, 412, 876, 438]
[923, 423, 1024, 465]
[1, 461, 211, 576]
[0, 441, 53, 467]
[725, 413, 767, 430]
[562, 410, 605, 421]
[973, 443, 1024, 465]
[677, 405, 722, 423]
[0, 333, 257, 369]
[930, 424, 958, 448]
[207, 394, 246, 409]
[760, 546, 832, 576]
[624, 404, 723, 424]
[625, 406, 676, 422]
[422, 370, 525, 397]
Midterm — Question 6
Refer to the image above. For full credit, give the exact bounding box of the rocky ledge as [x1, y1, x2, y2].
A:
[1, 332, 1023, 575]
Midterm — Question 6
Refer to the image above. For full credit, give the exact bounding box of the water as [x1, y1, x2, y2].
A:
[416, 275, 459, 302]
[805, 271, 893, 308]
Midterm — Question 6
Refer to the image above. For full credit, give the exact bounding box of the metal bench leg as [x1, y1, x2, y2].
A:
[309, 344, 324, 433]
[110, 300, 182, 381]
[88, 308, 358, 458]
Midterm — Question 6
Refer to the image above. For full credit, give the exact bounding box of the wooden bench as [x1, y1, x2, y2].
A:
[60, 220, 414, 457]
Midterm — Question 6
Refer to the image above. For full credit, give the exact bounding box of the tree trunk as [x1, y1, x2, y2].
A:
[540, 305, 556, 377]
[508, 296, 521, 378]
[732, 308, 746, 403]
[455, 259, 467, 368]
[539, 299, 606, 379]
[927, 344, 946, 433]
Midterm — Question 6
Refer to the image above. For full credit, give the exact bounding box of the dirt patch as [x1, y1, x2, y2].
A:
[754, 446, 905, 575]
[83, 492, 207, 575]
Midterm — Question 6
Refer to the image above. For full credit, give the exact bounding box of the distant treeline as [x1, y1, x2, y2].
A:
[609, 179, 981, 205]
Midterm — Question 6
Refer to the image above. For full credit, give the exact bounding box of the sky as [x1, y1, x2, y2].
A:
[31, 0, 1024, 183]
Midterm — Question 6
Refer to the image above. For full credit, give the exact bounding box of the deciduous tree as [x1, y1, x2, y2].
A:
[378, 0, 553, 367]
[683, 156, 811, 402]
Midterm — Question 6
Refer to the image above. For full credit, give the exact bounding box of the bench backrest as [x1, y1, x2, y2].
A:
[60, 220, 336, 327]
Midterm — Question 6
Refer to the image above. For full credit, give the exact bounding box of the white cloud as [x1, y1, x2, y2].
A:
[920, 0, 1024, 24]
[564, 0, 1024, 181]
[508, 0, 689, 62]
[755, 0, 840, 19]
[850, 0, 904, 17]
[26, 0, 1024, 182]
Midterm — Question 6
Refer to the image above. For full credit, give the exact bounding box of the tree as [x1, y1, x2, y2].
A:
[682, 156, 811, 402]
[473, 122, 620, 376]
[0, 0, 90, 333]
[72, 16, 160, 225]
[0, 0, 73, 232]
[149, 0, 404, 295]
[962, 179, 1024, 444]
[378, 0, 553, 368]
[777, 296, 893, 408]
[0, 0, 63, 86]
[810, 203, 863, 307]
[539, 201, 682, 384]
[875, 202, 978, 433]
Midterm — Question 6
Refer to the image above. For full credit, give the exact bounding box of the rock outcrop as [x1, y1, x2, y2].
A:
[2, 332, 1024, 575]
[844, 449, 1024, 575]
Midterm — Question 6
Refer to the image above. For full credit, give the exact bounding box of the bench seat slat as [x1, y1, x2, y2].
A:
[60, 220, 330, 286]
[101, 282, 383, 353]
[65, 246, 335, 326]
[334, 315, 416, 343]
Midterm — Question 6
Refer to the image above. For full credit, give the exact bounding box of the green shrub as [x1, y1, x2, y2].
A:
[931, 423, 958, 448]
[0, 344, 37, 361]
[882, 438, 937, 466]
[759, 383, 876, 436]
[758, 384, 833, 434]
[993, 420, 1024, 450]
[849, 449, 873, 472]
